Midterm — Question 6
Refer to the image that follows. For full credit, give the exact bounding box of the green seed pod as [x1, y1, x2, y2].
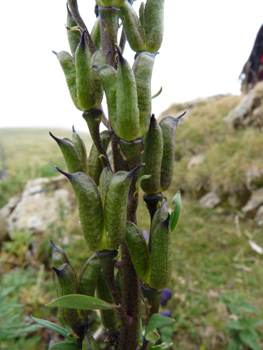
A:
[72, 126, 88, 174]
[52, 263, 80, 328]
[66, 4, 81, 56]
[115, 47, 140, 141]
[96, 65, 118, 135]
[120, 1, 145, 52]
[149, 198, 172, 290]
[159, 114, 182, 191]
[144, 0, 165, 53]
[53, 51, 81, 111]
[50, 239, 70, 268]
[56, 168, 105, 251]
[50, 240, 71, 301]
[138, 2, 146, 44]
[50, 132, 84, 173]
[96, 271, 119, 331]
[88, 130, 113, 186]
[91, 49, 109, 67]
[105, 164, 143, 250]
[139, 115, 163, 194]
[91, 17, 101, 50]
[133, 52, 156, 137]
[99, 165, 113, 208]
[78, 254, 101, 319]
[125, 221, 151, 284]
[75, 31, 103, 111]
[96, 0, 125, 7]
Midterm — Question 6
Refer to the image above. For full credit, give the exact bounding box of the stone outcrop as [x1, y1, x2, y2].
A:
[0, 175, 73, 242]
[224, 81, 263, 129]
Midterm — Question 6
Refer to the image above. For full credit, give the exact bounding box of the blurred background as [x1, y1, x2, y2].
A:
[1, 1, 263, 349]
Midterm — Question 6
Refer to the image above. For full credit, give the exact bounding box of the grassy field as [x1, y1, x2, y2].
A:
[1, 97, 263, 350]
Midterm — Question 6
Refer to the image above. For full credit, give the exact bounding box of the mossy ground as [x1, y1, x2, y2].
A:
[1, 97, 263, 350]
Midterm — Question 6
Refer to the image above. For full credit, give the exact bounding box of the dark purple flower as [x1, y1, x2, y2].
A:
[159, 309, 172, 318]
[160, 288, 172, 306]
[142, 230, 149, 241]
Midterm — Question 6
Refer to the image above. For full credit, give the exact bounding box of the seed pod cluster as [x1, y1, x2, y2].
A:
[97, 49, 156, 141]
[120, 0, 165, 53]
[56, 164, 142, 251]
[139, 114, 182, 195]
[50, 127, 87, 174]
[54, 31, 103, 112]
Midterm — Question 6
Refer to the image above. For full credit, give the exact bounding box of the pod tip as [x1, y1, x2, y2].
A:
[128, 163, 144, 178]
[177, 111, 186, 120]
[115, 44, 125, 65]
[163, 213, 170, 228]
[52, 266, 61, 276]
[72, 125, 76, 133]
[66, 3, 72, 16]
[55, 166, 72, 179]
[50, 239, 56, 248]
[52, 51, 58, 56]
[80, 30, 86, 48]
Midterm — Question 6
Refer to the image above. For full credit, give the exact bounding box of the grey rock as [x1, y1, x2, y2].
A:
[241, 188, 263, 214]
[187, 154, 205, 170]
[0, 175, 72, 244]
[255, 205, 263, 225]
[224, 81, 263, 129]
[198, 192, 220, 209]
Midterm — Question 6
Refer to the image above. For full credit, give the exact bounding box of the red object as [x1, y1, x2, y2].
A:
[260, 53, 263, 63]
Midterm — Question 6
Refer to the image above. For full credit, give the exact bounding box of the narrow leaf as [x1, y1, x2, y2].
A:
[31, 317, 72, 342]
[149, 342, 173, 350]
[170, 191, 181, 232]
[138, 318, 143, 347]
[152, 86, 162, 99]
[145, 314, 175, 341]
[46, 294, 119, 310]
[51, 342, 80, 350]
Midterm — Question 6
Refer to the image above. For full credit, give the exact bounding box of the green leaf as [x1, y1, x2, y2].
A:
[149, 342, 173, 350]
[225, 320, 244, 331]
[51, 342, 80, 349]
[138, 318, 143, 347]
[152, 86, 162, 99]
[247, 319, 263, 328]
[170, 191, 181, 232]
[227, 343, 239, 350]
[46, 294, 119, 310]
[239, 329, 260, 350]
[145, 314, 175, 341]
[238, 301, 259, 314]
[31, 317, 73, 342]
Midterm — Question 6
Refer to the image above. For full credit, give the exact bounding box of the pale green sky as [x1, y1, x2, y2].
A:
[1, 0, 263, 131]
